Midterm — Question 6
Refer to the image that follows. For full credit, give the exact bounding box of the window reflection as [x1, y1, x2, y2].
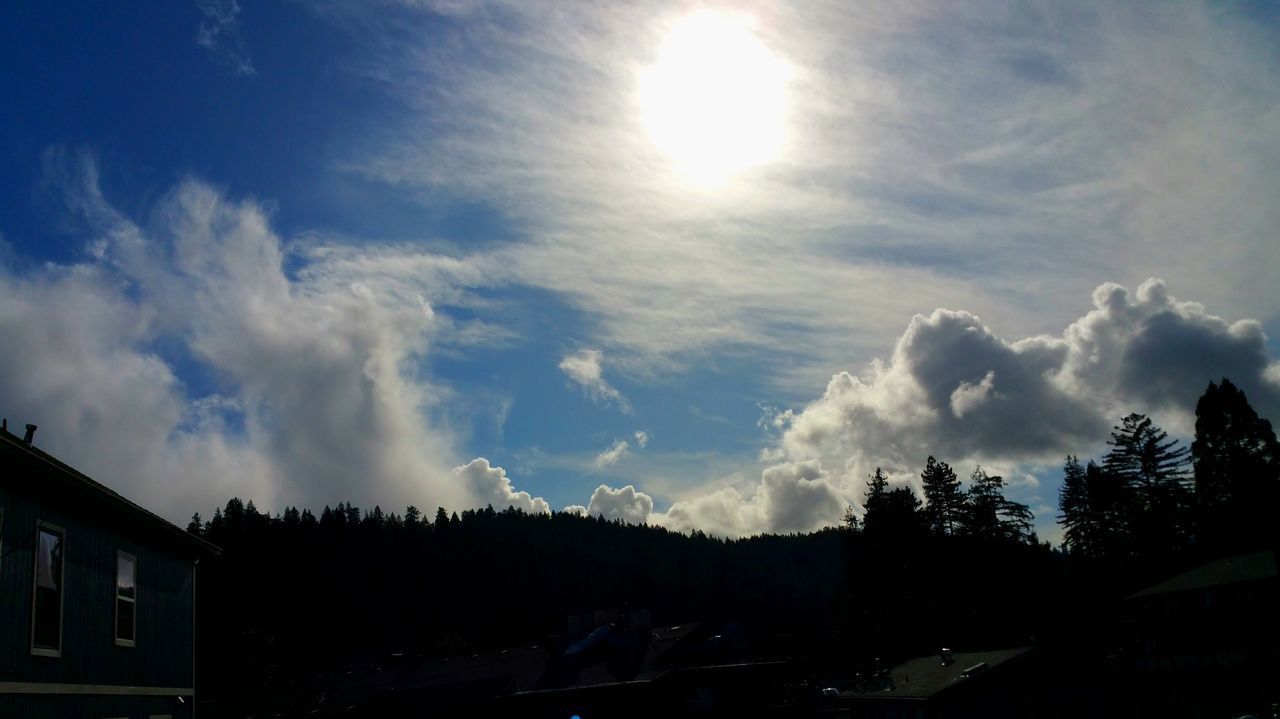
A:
[33, 526, 63, 651]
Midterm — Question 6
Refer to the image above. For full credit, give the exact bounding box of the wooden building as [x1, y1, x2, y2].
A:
[0, 423, 220, 718]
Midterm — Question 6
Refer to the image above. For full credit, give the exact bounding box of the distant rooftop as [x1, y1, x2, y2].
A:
[842, 647, 1033, 700]
[1127, 549, 1278, 600]
[0, 424, 221, 557]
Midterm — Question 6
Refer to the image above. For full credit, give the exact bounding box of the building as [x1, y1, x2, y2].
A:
[831, 647, 1099, 719]
[1119, 549, 1279, 717]
[0, 422, 220, 718]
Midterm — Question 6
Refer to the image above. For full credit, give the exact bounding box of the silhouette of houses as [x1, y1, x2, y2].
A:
[1117, 549, 1279, 717]
[0, 423, 220, 718]
[829, 646, 1098, 719]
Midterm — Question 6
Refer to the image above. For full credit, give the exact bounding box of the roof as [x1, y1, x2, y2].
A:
[1127, 550, 1278, 600]
[841, 647, 1033, 700]
[0, 426, 221, 557]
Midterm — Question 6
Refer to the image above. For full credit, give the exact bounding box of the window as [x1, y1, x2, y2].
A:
[115, 551, 137, 647]
[31, 522, 65, 656]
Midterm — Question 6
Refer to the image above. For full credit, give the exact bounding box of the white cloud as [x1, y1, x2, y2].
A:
[338, 1, 1280, 392]
[196, 0, 256, 76]
[453, 457, 550, 514]
[645, 279, 1280, 538]
[592, 439, 629, 470]
[660, 459, 845, 537]
[0, 154, 485, 522]
[559, 349, 631, 412]
[581, 483, 654, 524]
[633, 430, 649, 448]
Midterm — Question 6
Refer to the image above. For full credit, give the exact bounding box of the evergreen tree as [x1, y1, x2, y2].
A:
[434, 507, 450, 532]
[880, 486, 925, 540]
[861, 467, 890, 535]
[187, 512, 204, 536]
[1103, 413, 1191, 558]
[1193, 378, 1280, 549]
[920, 456, 965, 536]
[405, 505, 422, 527]
[965, 466, 1033, 542]
[1058, 456, 1097, 557]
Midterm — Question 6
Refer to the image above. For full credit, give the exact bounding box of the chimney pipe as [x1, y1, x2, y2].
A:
[23, 424, 37, 446]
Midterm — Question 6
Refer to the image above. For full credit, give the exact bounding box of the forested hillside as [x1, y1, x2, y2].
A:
[187, 378, 1278, 702]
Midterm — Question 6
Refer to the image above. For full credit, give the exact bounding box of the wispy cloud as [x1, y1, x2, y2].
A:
[340, 1, 1280, 392]
[0, 151, 483, 520]
[196, 0, 256, 76]
[592, 438, 629, 470]
[559, 349, 631, 412]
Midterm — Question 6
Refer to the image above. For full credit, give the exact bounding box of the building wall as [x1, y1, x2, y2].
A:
[0, 478, 196, 716]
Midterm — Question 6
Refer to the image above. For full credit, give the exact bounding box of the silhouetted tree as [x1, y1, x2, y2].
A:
[187, 512, 203, 536]
[920, 456, 964, 536]
[964, 466, 1034, 543]
[1193, 378, 1280, 550]
[1104, 413, 1191, 559]
[861, 467, 890, 536]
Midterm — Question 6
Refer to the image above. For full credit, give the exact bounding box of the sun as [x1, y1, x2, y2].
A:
[639, 11, 790, 185]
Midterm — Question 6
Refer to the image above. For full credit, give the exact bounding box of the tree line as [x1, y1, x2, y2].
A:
[1058, 378, 1279, 566]
[184, 376, 1277, 707]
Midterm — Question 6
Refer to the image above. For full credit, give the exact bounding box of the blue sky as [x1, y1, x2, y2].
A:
[2, 1, 1278, 539]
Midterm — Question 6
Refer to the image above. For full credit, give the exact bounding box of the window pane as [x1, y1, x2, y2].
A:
[36, 530, 61, 590]
[33, 528, 63, 650]
[117, 597, 135, 642]
[117, 554, 136, 600]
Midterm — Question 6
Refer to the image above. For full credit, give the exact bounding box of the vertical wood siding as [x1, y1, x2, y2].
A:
[0, 482, 196, 693]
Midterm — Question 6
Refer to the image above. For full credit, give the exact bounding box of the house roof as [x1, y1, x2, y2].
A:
[0, 425, 221, 557]
[1127, 550, 1278, 600]
[841, 647, 1033, 700]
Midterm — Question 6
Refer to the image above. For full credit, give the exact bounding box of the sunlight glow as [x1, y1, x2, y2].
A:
[639, 12, 790, 185]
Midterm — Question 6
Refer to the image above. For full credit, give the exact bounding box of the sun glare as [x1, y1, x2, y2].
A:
[639, 12, 789, 185]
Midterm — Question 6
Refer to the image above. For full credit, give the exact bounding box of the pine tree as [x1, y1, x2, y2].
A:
[1058, 456, 1097, 556]
[1103, 413, 1191, 558]
[964, 467, 1032, 542]
[1193, 378, 1280, 549]
[187, 512, 204, 536]
[920, 456, 965, 536]
[861, 468, 890, 532]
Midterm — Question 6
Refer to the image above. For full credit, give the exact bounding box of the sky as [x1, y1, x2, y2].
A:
[1, 0, 1278, 540]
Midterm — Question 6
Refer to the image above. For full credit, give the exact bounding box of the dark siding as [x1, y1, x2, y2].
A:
[0, 481, 196, 690]
[0, 692, 191, 719]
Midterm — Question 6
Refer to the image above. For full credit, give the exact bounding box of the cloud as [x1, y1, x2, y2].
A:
[646, 279, 1279, 538]
[592, 439, 629, 470]
[453, 458, 550, 514]
[773, 278, 1279, 491]
[196, 0, 256, 76]
[0, 153, 484, 521]
[559, 349, 630, 411]
[579, 483, 654, 524]
[661, 459, 845, 536]
[633, 430, 649, 448]
[338, 1, 1280, 393]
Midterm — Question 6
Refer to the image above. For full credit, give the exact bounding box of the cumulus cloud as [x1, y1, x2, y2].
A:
[196, 0, 256, 76]
[774, 278, 1279, 491]
[0, 154, 480, 521]
[578, 484, 654, 524]
[559, 349, 631, 412]
[645, 279, 1278, 538]
[452, 458, 550, 514]
[633, 430, 649, 448]
[592, 439, 629, 470]
[661, 459, 845, 536]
